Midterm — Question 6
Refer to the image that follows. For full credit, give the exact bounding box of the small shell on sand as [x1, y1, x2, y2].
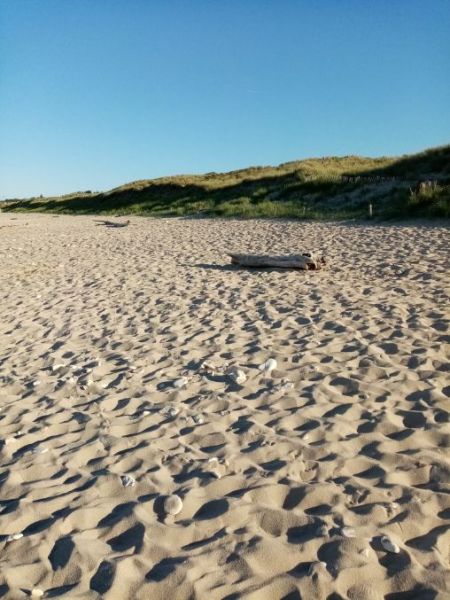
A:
[341, 527, 357, 538]
[228, 367, 246, 385]
[259, 358, 277, 373]
[173, 377, 188, 389]
[31, 589, 44, 598]
[280, 379, 294, 391]
[6, 533, 23, 542]
[161, 405, 179, 417]
[164, 494, 183, 516]
[121, 474, 136, 487]
[192, 414, 204, 425]
[200, 360, 218, 374]
[380, 535, 400, 553]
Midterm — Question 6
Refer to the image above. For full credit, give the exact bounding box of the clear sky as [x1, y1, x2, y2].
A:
[1, 0, 449, 199]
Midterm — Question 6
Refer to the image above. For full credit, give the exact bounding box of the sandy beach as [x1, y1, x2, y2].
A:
[0, 212, 449, 599]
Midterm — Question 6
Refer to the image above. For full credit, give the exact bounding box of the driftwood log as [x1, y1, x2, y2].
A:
[94, 219, 130, 228]
[229, 253, 326, 270]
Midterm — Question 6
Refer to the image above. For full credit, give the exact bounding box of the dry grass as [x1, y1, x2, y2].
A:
[3, 145, 449, 220]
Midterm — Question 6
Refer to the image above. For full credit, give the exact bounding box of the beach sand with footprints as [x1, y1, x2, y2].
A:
[0, 212, 449, 599]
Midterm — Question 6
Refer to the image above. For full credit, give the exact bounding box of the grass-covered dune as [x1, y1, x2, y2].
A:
[3, 145, 450, 220]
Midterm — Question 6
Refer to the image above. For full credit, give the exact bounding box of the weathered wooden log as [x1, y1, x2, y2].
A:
[229, 253, 326, 270]
[94, 219, 130, 228]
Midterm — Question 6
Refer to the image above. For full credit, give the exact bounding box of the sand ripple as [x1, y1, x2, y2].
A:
[0, 213, 449, 599]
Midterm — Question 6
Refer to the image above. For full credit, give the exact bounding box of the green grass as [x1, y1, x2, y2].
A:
[3, 144, 449, 221]
[406, 183, 450, 217]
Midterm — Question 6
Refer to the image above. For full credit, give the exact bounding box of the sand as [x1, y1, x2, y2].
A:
[0, 212, 449, 600]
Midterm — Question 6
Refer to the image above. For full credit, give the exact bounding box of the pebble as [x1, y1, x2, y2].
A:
[173, 377, 188, 388]
[6, 533, 23, 541]
[341, 527, 357, 538]
[121, 475, 136, 488]
[31, 589, 44, 598]
[164, 494, 183, 516]
[380, 535, 400, 553]
[259, 358, 277, 373]
[228, 368, 246, 385]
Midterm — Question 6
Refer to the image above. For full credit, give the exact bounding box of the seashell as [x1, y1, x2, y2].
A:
[228, 368, 246, 385]
[201, 360, 218, 374]
[173, 377, 188, 389]
[259, 358, 277, 373]
[192, 414, 204, 425]
[121, 474, 136, 487]
[279, 379, 294, 391]
[31, 589, 44, 598]
[341, 527, 356, 538]
[164, 494, 183, 516]
[380, 535, 400, 553]
[160, 406, 179, 417]
[6, 533, 23, 541]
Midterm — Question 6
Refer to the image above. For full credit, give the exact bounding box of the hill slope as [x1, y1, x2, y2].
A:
[3, 145, 450, 219]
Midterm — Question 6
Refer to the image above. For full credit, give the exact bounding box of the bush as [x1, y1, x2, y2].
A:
[407, 183, 450, 217]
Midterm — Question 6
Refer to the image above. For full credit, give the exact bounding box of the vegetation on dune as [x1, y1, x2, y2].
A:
[3, 145, 449, 220]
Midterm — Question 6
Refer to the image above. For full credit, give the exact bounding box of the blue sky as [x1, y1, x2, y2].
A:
[1, 0, 449, 199]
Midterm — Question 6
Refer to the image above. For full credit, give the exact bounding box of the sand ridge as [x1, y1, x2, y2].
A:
[0, 213, 449, 599]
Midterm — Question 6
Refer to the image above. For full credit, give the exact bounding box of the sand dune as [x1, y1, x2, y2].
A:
[0, 213, 449, 599]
